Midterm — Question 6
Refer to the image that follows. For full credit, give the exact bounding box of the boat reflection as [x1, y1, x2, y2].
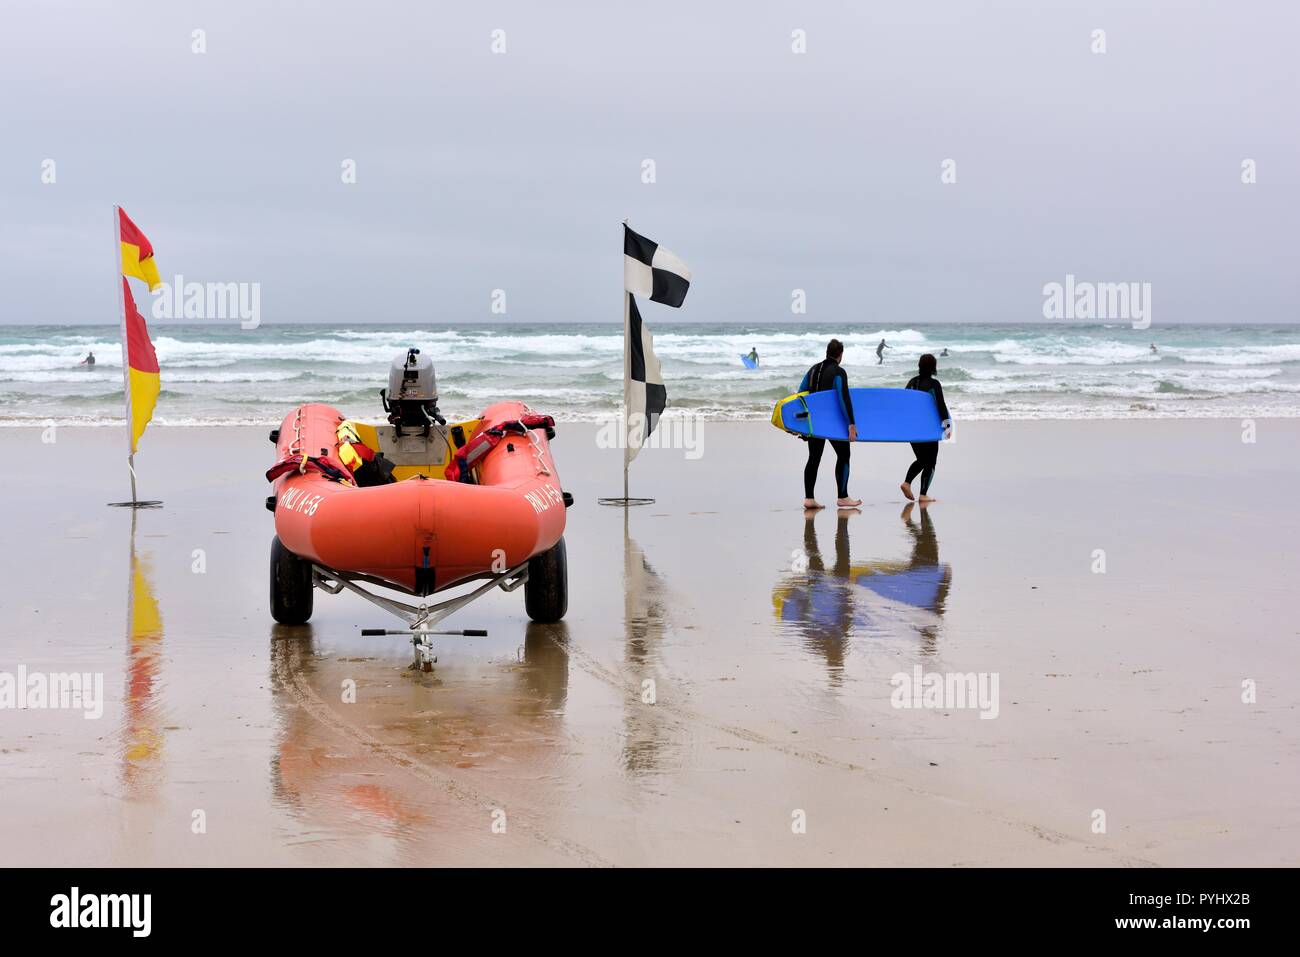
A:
[772, 504, 951, 682]
[266, 615, 575, 860]
[268, 622, 432, 834]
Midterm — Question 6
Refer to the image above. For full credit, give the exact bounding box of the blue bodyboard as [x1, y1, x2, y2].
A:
[772, 388, 947, 443]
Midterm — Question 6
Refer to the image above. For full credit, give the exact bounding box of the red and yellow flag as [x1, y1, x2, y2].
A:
[121, 278, 160, 454]
[118, 207, 162, 292]
[116, 206, 162, 453]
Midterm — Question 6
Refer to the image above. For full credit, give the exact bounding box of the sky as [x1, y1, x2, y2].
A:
[0, 0, 1296, 325]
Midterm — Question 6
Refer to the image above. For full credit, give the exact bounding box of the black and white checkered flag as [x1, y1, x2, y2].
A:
[624, 225, 691, 307]
[623, 294, 665, 462]
[622, 225, 690, 464]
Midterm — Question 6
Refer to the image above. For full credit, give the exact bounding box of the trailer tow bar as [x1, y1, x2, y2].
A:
[312, 561, 530, 671]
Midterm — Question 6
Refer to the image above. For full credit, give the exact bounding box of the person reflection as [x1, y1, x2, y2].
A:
[774, 504, 951, 680]
[772, 509, 858, 686]
[897, 503, 950, 635]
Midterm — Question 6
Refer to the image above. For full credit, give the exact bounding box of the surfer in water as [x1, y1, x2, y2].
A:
[900, 353, 950, 504]
[1150, 343, 1158, 354]
[876, 339, 890, 364]
[80, 351, 95, 367]
[939, 348, 949, 357]
[799, 338, 861, 509]
[748, 347, 759, 367]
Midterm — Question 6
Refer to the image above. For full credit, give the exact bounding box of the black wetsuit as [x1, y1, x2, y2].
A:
[799, 359, 855, 499]
[904, 374, 949, 495]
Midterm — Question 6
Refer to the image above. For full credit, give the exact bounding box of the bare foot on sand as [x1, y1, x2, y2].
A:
[900, 482, 914, 501]
[836, 497, 862, 507]
[803, 499, 824, 509]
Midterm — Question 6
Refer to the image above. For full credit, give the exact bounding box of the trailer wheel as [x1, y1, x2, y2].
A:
[270, 536, 314, 624]
[524, 537, 568, 623]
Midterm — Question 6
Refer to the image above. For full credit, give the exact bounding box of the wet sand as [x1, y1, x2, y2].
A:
[2, 419, 1297, 866]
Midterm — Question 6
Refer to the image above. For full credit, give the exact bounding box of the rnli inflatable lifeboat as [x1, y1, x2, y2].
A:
[265, 349, 570, 635]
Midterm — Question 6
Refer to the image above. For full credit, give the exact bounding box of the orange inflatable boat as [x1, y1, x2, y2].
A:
[265, 350, 570, 653]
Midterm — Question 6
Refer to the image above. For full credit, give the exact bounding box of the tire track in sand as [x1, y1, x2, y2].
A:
[555, 637, 1157, 867]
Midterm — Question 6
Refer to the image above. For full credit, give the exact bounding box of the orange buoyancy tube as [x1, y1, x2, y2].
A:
[445, 409, 554, 482]
[269, 402, 565, 595]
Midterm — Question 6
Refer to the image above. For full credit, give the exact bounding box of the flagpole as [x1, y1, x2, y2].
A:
[623, 219, 630, 501]
[113, 206, 136, 504]
[109, 206, 160, 509]
[623, 288, 630, 502]
[600, 220, 652, 507]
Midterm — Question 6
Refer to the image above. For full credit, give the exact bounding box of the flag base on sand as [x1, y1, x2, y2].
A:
[107, 454, 161, 507]
[598, 466, 654, 506]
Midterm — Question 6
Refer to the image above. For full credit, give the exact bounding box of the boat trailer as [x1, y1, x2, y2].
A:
[310, 560, 531, 671]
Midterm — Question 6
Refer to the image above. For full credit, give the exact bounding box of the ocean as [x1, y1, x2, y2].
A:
[4, 322, 1300, 426]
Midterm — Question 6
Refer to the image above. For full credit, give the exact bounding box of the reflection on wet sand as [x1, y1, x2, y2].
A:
[121, 511, 165, 795]
[772, 505, 951, 682]
[269, 623, 433, 832]
[266, 618, 578, 863]
[620, 518, 673, 774]
[891, 504, 950, 645]
[272, 640, 445, 867]
[268, 624, 321, 818]
[518, 621, 570, 714]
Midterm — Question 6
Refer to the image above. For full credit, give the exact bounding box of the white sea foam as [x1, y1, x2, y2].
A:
[4, 322, 1299, 424]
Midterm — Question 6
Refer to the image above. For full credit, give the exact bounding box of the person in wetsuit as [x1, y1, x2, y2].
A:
[80, 351, 95, 367]
[748, 347, 759, 366]
[900, 352, 950, 503]
[799, 338, 861, 509]
[876, 338, 890, 364]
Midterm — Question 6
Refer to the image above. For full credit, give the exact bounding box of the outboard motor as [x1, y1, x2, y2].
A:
[381, 348, 445, 437]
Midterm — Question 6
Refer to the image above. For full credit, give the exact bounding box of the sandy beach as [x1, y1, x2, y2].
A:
[1, 418, 1296, 867]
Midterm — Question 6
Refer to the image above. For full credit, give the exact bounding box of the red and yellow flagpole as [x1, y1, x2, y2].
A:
[112, 206, 136, 502]
[110, 205, 162, 508]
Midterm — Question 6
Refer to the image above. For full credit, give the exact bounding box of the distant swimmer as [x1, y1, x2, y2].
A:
[80, 351, 95, 367]
[799, 338, 861, 510]
[939, 348, 949, 357]
[748, 347, 759, 367]
[1150, 343, 1158, 354]
[876, 339, 890, 365]
[900, 353, 950, 505]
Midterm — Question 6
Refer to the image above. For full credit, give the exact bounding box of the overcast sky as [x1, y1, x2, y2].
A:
[1, 0, 1296, 325]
